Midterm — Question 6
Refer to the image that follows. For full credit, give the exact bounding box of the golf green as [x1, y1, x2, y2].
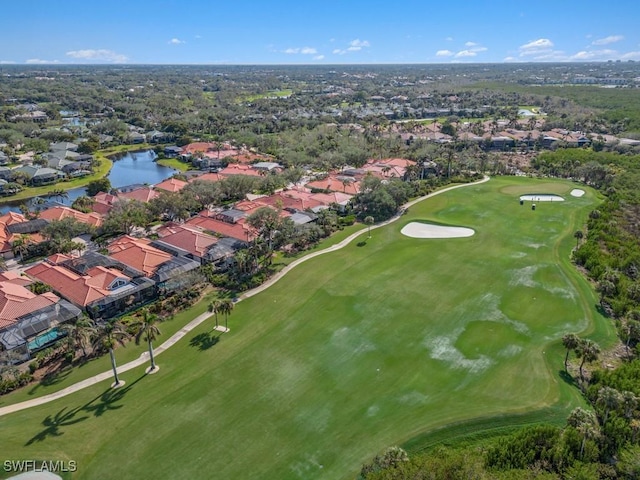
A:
[0, 177, 615, 480]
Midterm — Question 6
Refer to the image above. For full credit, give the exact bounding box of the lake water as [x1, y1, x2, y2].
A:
[0, 149, 176, 214]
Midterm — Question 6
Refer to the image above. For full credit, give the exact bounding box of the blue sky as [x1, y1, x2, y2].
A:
[2, 0, 639, 65]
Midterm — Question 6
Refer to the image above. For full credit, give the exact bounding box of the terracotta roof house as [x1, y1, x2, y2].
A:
[154, 177, 188, 193]
[39, 206, 102, 228]
[118, 186, 159, 203]
[107, 235, 199, 289]
[189, 172, 224, 183]
[256, 191, 324, 211]
[219, 164, 262, 177]
[0, 212, 29, 257]
[153, 225, 218, 265]
[305, 176, 360, 195]
[92, 191, 119, 215]
[0, 279, 81, 360]
[186, 215, 256, 243]
[309, 191, 353, 210]
[0, 270, 33, 288]
[24, 252, 155, 319]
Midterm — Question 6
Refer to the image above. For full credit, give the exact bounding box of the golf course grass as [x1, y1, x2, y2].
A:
[0, 176, 615, 480]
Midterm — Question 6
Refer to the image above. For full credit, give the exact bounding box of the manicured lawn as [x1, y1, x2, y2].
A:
[0, 177, 615, 480]
[156, 157, 190, 172]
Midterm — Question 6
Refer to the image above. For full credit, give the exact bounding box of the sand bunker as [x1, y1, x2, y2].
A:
[401, 222, 475, 238]
[570, 189, 585, 197]
[519, 194, 564, 202]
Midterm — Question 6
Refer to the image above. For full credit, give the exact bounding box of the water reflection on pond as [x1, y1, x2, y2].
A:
[0, 149, 176, 214]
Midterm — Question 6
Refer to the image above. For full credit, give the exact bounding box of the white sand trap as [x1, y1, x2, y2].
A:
[519, 194, 564, 202]
[401, 222, 474, 238]
[570, 189, 585, 197]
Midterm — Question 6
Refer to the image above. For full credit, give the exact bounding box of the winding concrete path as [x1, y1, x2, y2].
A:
[0, 176, 489, 418]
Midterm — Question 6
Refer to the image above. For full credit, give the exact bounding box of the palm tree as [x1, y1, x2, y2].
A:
[597, 386, 622, 425]
[93, 321, 129, 387]
[217, 299, 234, 331]
[133, 308, 161, 372]
[11, 234, 32, 262]
[567, 407, 600, 460]
[58, 317, 96, 359]
[364, 216, 374, 239]
[208, 299, 222, 329]
[561, 333, 580, 371]
[576, 339, 600, 381]
[574, 230, 584, 248]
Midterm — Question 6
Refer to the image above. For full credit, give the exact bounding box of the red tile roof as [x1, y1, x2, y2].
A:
[118, 187, 160, 203]
[186, 216, 256, 242]
[219, 164, 262, 177]
[0, 212, 28, 253]
[107, 235, 173, 277]
[256, 191, 324, 211]
[39, 206, 103, 227]
[306, 176, 360, 195]
[0, 281, 59, 329]
[156, 225, 218, 258]
[154, 178, 188, 193]
[189, 172, 223, 183]
[24, 262, 131, 307]
[0, 270, 33, 288]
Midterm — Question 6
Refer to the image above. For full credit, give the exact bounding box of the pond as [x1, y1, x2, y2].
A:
[0, 149, 177, 214]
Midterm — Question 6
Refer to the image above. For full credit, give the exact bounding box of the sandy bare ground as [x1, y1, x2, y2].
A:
[401, 222, 474, 238]
[570, 189, 585, 197]
[0, 176, 490, 418]
[519, 194, 564, 202]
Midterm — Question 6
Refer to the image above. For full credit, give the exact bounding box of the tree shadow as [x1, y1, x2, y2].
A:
[80, 374, 144, 418]
[357, 241, 367, 247]
[25, 406, 89, 445]
[189, 332, 220, 351]
[558, 369, 579, 389]
[25, 374, 144, 446]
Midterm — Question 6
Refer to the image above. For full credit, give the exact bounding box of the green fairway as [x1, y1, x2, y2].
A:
[0, 177, 615, 480]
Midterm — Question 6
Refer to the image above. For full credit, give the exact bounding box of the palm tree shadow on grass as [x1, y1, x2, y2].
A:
[189, 332, 220, 351]
[25, 406, 89, 446]
[558, 369, 580, 389]
[81, 374, 144, 418]
[25, 374, 145, 446]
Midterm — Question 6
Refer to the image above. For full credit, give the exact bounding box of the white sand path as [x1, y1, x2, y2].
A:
[0, 176, 490, 418]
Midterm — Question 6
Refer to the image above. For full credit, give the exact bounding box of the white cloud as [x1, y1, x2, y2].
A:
[520, 38, 554, 50]
[65, 49, 128, 63]
[455, 50, 477, 58]
[333, 39, 371, 55]
[284, 47, 318, 55]
[621, 51, 640, 60]
[570, 49, 617, 61]
[0, 60, 16, 64]
[503, 56, 518, 62]
[519, 38, 555, 56]
[592, 35, 623, 46]
[169, 38, 186, 45]
[465, 41, 477, 47]
[445, 36, 453, 41]
[26, 58, 60, 64]
[313, 55, 325, 60]
[436, 49, 454, 57]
